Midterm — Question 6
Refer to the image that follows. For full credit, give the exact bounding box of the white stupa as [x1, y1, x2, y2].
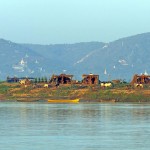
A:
[144, 70, 148, 75]
[104, 68, 107, 75]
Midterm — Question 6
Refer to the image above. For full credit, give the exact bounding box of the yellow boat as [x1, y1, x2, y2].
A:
[47, 98, 79, 103]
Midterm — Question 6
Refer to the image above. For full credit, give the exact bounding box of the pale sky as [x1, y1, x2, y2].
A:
[0, 0, 150, 44]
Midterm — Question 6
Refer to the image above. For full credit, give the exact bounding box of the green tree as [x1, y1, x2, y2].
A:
[41, 77, 44, 83]
[44, 77, 47, 83]
[34, 78, 38, 83]
[38, 77, 41, 83]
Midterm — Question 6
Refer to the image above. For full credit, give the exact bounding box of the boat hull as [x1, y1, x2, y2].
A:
[47, 99, 79, 103]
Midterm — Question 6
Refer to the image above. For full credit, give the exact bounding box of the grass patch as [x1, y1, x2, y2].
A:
[0, 84, 10, 94]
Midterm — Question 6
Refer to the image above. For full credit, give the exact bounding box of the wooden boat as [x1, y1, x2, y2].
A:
[47, 98, 79, 103]
[17, 99, 39, 102]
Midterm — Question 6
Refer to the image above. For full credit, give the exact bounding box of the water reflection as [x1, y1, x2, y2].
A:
[0, 102, 150, 150]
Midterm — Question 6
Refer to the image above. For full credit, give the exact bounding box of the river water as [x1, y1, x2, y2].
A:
[0, 101, 150, 150]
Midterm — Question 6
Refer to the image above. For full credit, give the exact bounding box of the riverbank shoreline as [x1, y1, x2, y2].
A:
[0, 82, 150, 103]
[2, 94, 150, 103]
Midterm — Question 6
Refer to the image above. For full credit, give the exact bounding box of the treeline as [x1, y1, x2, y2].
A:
[34, 77, 48, 83]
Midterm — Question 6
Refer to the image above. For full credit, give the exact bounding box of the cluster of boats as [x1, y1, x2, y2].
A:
[17, 99, 80, 103]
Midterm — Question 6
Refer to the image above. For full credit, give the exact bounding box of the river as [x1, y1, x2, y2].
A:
[0, 101, 150, 150]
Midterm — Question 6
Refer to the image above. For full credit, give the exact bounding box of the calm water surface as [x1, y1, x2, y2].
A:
[0, 101, 150, 150]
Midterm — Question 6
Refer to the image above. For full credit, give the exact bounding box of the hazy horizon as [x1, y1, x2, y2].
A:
[1, 32, 149, 45]
[0, 0, 150, 44]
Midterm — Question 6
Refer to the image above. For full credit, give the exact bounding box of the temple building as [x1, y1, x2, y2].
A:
[50, 74, 73, 84]
[130, 74, 150, 84]
[82, 73, 99, 85]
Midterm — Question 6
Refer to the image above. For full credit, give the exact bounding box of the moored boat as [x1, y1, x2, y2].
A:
[47, 98, 79, 103]
[17, 99, 39, 102]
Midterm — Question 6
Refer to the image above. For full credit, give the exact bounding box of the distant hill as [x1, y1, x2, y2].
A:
[0, 33, 150, 81]
[0, 39, 45, 79]
[71, 33, 150, 81]
[23, 42, 104, 78]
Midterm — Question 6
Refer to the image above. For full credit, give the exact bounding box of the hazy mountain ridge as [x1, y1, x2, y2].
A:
[0, 33, 149, 81]
[23, 42, 104, 66]
[84, 33, 150, 80]
[0, 39, 46, 78]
